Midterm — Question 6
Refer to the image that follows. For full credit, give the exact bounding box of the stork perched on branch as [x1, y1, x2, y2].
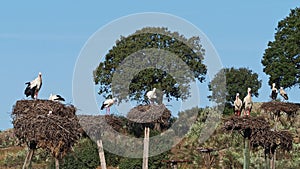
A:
[146, 88, 157, 104]
[243, 88, 253, 116]
[24, 72, 42, 99]
[234, 93, 242, 116]
[270, 83, 278, 101]
[279, 87, 288, 100]
[101, 98, 117, 115]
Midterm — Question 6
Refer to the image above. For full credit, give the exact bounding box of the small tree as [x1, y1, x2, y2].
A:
[208, 67, 262, 114]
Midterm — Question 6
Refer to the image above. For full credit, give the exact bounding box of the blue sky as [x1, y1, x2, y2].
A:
[0, 1, 299, 130]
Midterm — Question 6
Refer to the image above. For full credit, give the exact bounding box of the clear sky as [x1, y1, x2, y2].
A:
[0, 1, 299, 130]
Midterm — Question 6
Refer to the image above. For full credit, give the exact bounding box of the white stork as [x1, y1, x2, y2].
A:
[146, 88, 157, 104]
[24, 72, 42, 99]
[270, 83, 278, 100]
[279, 87, 288, 100]
[101, 98, 117, 115]
[234, 93, 242, 116]
[243, 88, 253, 116]
[49, 94, 65, 102]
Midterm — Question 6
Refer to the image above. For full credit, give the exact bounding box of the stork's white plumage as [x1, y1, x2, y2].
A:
[101, 98, 117, 114]
[234, 93, 242, 116]
[146, 88, 157, 104]
[49, 94, 65, 102]
[279, 87, 288, 100]
[24, 72, 42, 99]
[243, 88, 253, 116]
[270, 83, 278, 100]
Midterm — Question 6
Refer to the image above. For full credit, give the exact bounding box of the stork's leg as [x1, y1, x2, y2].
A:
[246, 109, 250, 116]
[35, 92, 38, 100]
[106, 107, 110, 115]
[151, 100, 154, 105]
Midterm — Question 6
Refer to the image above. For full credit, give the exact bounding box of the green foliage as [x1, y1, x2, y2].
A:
[186, 107, 207, 141]
[2, 150, 26, 167]
[93, 27, 207, 103]
[118, 158, 142, 169]
[208, 67, 262, 114]
[262, 7, 300, 88]
[59, 138, 100, 169]
[118, 151, 169, 169]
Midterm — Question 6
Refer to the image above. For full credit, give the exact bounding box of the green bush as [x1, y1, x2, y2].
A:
[57, 138, 100, 169]
[118, 151, 169, 169]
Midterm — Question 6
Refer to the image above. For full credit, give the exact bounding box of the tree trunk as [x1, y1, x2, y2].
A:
[22, 149, 34, 169]
[243, 138, 250, 169]
[55, 158, 59, 169]
[143, 127, 150, 169]
[97, 139, 107, 169]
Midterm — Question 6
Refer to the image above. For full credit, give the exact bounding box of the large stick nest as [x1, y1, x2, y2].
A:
[78, 115, 127, 140]
[224, 116, 270, 132]
[78, 104, 172, 140]
[251, 129, 292, 153]
[224, 116, 293, 153]
[12, 100, 82, 159]
[261, 102, 300, 115]
[127, 104, 171, 125]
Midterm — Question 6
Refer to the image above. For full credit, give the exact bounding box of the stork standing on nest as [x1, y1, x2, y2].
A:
[24, 72, 42, 99]
[234, 93, 242, 116]
[146, 88, 157, 105]
[49, 94, 65, 102]
[101, 98, 117, 115]
[243, 88, 253, 116]
[279, 87, 288, 101]
[270, 83, 278, 101]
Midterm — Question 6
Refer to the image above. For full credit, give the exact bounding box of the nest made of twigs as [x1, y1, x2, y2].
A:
[251, 129, 292, 153]
[223, 116, 270, 132]
[12, 100, 81, 159]
[127, 104, 171, 125]
[78, 115, 128, 140]
[223, 116, 293, 153]
[261, 102, 300, 115]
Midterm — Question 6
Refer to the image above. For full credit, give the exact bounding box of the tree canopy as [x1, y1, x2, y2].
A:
[262, 7, 300, 88]
[208, 67, 262, 106]
[93, 27, 207, 103]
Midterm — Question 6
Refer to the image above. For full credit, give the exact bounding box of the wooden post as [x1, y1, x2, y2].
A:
[143, 127, 150, 169]
[265, 153, 270, 169]
[97, 139, 107, 169]
[271, 113, 278, 169]
[218, 150, 225, 169]
[22, 149, 34, 169]
[55, 158, 59, 169]
[270, 154, 274, 169]
[243, 138, 250, 169]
